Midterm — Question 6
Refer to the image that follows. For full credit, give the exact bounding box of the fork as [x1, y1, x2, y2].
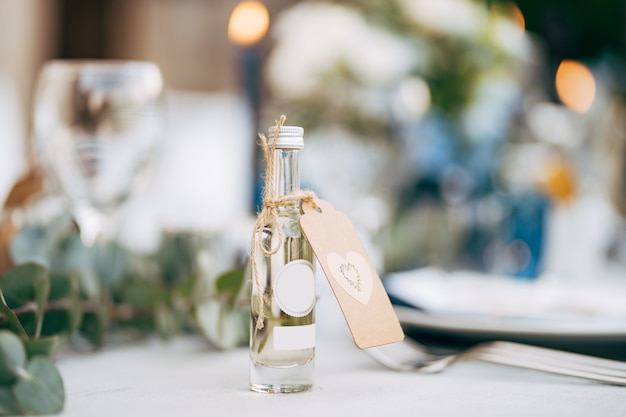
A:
[365, 338, 626, 386]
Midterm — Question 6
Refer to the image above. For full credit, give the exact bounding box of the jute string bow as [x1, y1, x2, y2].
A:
[251, 115, 317, 330]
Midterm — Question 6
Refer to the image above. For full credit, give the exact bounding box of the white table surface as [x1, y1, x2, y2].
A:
[56, 277, 626, 417]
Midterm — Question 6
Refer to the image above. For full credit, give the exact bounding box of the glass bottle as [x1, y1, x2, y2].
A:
[250, 126, 316, 393]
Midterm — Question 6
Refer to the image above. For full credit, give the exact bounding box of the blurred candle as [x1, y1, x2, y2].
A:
[555, 60, 596, 114]
[228, 1, 270, 211]
[228, 1, 270, 47]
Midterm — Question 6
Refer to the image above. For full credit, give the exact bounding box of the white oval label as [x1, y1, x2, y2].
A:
[274, 260, 316, 317]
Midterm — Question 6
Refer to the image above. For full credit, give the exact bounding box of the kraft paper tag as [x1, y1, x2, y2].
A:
[300, 199, 404, 349]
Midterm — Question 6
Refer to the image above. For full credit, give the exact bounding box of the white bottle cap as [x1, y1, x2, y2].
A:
[268, 126, 304, 149]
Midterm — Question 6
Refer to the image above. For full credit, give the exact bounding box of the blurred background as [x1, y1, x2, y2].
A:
[2, 0, 626, 281]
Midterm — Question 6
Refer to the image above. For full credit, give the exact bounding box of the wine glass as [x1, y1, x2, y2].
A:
[33, 60, 164, 246]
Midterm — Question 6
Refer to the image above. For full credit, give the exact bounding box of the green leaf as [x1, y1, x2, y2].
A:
[158, 234, 195, 285]
[0, 387, 22, 415]
[23, 336, 61, 360]
[13, 357, 65, 415]
[0, 291, 27, 337]
[176, 272, 198, 299]
[10, 212, 74, 271]
[68, 273, 84, 333]
[154, 305, 178, 340]
[0, 331, 27, 385]
[9, 312, 37, 338]
[195, 301, 249, 350]
[48, 272, 73, 301]
[0, 263, 49, 310]
[120, 281, 169, 307]
[92, 243, 128, 285]
[215, 266, 246, 300]
[79, 312, 105, 348]
[40, 310, 74, 338]
[0, 263, 51, 339]
[77, 269, 101, 300]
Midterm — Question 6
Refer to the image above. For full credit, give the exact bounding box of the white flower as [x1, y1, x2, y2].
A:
[397, 0, 487, 38]
[392, 76, 432, 122]
[526, 102, 586, 147]
[266, 2, 415, 100]
[488, 15, 533, 59]
[344, 24, 415, 86]
[267, 3, 362, 99]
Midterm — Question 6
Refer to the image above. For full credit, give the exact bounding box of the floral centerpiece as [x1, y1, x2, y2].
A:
[263, 0, 536, 273]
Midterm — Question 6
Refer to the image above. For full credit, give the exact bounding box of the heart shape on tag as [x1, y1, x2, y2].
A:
[326, 251, 373, 305]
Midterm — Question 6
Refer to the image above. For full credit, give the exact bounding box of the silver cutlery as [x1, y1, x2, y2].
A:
[365, 338, 626, 386]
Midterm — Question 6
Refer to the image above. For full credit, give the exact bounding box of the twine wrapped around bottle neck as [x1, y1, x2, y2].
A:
[251, 115, 317, 330]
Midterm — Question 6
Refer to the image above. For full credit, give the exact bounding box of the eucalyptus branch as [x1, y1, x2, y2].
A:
[9, 300, 89, 316]
[0, 228, 251, 415]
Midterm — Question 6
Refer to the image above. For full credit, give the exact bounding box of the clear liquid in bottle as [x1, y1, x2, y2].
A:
[249, 126, 315, 393]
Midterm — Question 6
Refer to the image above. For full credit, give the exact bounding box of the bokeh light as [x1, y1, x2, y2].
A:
[555, 60, 596, 114]
[228, 1, 270, 46]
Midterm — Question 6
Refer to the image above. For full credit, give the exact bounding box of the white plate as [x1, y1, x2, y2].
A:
[384, 267, 626, 346]
[393, 306, 626, 343]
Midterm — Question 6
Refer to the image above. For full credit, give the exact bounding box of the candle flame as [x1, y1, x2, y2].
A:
[228, 1, 270, 46]
[555, 60, 596, 114]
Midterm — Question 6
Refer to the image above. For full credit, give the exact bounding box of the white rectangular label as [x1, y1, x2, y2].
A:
[273, 324, 315, 350]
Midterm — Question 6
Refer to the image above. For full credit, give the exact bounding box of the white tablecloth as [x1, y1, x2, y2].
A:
[56, 279, 626, 417]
